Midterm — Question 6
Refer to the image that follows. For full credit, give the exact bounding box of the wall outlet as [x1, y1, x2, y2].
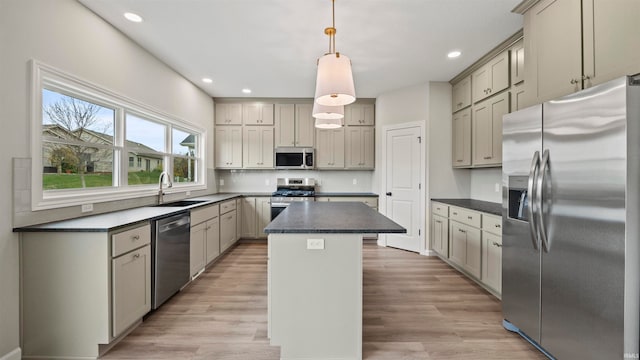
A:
[219, 179, 225, 186]
[352, 178, 357, 185]
[265, 179, 270, 186]
[186, 191, 191, 196]
[81, 203, 93, 213]
[307, 238, 325, 250]
[495, 183, 500, 192]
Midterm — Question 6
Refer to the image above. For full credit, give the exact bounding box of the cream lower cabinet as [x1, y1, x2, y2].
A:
[430, 201, 502, 297]
[21, 222, 152, 359]
[220, 199, 238, 252]
[481, 214, 503, 294]
[241, 196, 272, 239]
[190, 204, 221, 277]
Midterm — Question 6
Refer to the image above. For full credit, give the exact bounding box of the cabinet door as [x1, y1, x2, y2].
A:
[220, 211, 237, 252]
[243, 127, 274, 168]
[511, 82, 526, 112]
[510, 38, 525, 86]
[583, 0, 640, 88]
[361, 127, 375, 169]
[472, 91, 509, 166]
[452, 76, 471, 112]
[488, 50, 510, 95]
[345, 127, 374, 169]
[449, 221, 467, 269]
[215, 126, 242, 169]
[240, 197, 257, 238]
[205, 217, 220, 264]
[275, 104, 296, 147]
[452, 107, 471, 167]
[525, 0, 582, 104]
[463, 225, 482, 279]
[190, 223, 206, 277]
[316, 128, 345, 169]
[345, 104, 375, 126]
[243, 103, 274, 125]
[256, 197, 272, 238]
[112, 244, 151, 337]
[215, 103, 242, 125]
[431, 215, 449, 258]
[295, 104, 315, 147]
[482, 232, 502, 294]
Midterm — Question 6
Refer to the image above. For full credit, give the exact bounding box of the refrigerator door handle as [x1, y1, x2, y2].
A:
[537, 149, 551, 252]
[527, 151, 540, 250]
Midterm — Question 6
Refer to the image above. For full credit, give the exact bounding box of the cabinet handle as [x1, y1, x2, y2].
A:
[483, 156, 492, 160]
[436, 207, 441, 210]
[227, 216, 233, 220]
[453, 212, 458, 215]
[492, 241, 502, 247]
[207, 226, 212, 230]
[570, 78, 579, 85]
[131, 235, 140, 240]
[495, 224, 501, 228]
[582, 75, 592, 81]
[458, 229, 466, 233]
[457, 102, 463, 107]
[456, 159, 463, 163]
[435, 220, 441, 224]
[133, 253, 140, 259]
[467, 216, 473, 220]
[488, 88, 492, 93]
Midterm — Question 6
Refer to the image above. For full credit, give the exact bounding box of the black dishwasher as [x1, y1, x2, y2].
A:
[152, 212, 190, 309]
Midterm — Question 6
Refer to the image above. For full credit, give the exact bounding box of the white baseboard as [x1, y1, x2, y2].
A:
[421, 249, 435, 256]
[0, 347, 21, 360]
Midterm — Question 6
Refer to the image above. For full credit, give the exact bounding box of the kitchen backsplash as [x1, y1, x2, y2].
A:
[216, 170, 374, 193]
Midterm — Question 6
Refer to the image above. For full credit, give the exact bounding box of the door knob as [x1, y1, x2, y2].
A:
[386, 192, 392, 196]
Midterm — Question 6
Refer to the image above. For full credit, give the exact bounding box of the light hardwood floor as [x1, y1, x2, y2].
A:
[103, 241, 546, 360]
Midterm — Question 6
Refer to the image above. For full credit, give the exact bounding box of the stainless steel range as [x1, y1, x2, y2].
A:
[270, 178, 316, 220]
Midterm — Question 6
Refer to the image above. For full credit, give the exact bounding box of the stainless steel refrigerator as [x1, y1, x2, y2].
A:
[502, 75, 640, 360]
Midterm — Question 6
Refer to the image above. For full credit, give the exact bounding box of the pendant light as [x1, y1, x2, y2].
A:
[314, 0, 356, 107]
[313, 102, 344, 129]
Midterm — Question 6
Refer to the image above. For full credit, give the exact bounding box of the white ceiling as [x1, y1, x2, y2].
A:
[78, 0, 523, 99]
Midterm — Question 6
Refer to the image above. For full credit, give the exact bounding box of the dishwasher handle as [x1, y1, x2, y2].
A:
[158, 216, 190, 233]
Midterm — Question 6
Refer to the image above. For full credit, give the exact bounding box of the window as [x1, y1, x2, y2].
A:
[32, 61, 206, 210]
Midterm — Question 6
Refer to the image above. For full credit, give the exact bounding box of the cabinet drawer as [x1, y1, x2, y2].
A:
[191, 204, 219, 226]
[482, 214, 502, 235]
[112, 223, 151, 258]
[449, 207, 481, 228]
[220, 199, 237, 214]
[431, 202, 449, 217]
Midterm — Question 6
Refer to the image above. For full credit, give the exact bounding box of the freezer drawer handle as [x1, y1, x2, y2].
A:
[492, 241, 502, 247]
[527, 151, 540, 251]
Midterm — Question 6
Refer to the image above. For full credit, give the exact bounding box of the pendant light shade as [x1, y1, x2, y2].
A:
[315, 53, 356, 106]
[313, 102, 344, 129]
[314, 117, 343, 129]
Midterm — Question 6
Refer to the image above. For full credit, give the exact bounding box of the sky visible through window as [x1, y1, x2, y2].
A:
[42, 89, 114, 135]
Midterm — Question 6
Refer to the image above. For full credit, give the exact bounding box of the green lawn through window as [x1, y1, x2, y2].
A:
[43, 170, 163, 190]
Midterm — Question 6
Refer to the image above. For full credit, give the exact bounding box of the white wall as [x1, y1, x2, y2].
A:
[0, 0, 214, 357]
[217, 170, 373, 193]
[470, 168, 502, 202]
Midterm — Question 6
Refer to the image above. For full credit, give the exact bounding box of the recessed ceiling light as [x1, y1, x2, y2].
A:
[447, 51, 462, 59]
[202, 78, 213, 84]
[242, 88, 252, 94]
[124, 12, 143, 23]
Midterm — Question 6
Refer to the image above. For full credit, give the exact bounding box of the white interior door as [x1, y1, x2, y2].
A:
[384, 126, 421, 252]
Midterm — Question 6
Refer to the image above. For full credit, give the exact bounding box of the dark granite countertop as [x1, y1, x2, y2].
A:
[264, 202, 405, 234]
[14, 193, 242, 233]
[314, 192, 378, 197]
[431, 198, 502, 216]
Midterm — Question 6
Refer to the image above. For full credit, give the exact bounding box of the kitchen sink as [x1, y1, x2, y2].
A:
[155, 200, 208, 207]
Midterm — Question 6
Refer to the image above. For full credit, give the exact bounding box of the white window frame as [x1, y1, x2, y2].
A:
[30, 60, 206, 210]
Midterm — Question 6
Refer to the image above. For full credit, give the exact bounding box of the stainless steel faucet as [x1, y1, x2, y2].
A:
[158, 171, 173, 204]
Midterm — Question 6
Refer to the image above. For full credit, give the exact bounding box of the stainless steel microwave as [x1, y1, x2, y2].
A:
[274, 147, 314, 169]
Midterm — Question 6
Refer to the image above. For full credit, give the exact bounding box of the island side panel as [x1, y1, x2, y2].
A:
[269, 233, 363, 360]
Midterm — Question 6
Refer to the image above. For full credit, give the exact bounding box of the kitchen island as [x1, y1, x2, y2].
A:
[264, 202, 405, 360]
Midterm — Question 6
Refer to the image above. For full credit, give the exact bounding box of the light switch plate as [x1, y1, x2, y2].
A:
[352, 178, 357, 185]
[81, 203, 93, 213]
[220, 179, 225, 186]
[307, 238, 325, 250]
[265, 179, 270, 186]
[494, 183, 500, 192]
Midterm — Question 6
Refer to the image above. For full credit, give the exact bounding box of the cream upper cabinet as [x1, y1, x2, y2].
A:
[452, 107, 471, 168]
[215, 126, 242, 169]
[452, 76, 472, 113]
[522, 0, 640, 106]
[243, 103, 274, 125]
[294, 104, 315, 147]
[315, 128, 345, 169]
[243, 126, 274, 168]
[345, 126, 374, 169]
[472, 49, 510, 103]
[345, 103, 375, 126]
[215, 103, 242, 125]
[472, 91, 509, 167]
[510, 38, 524, 86]
[275, 104, 314, 147]
[512, 82, 526, 112]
